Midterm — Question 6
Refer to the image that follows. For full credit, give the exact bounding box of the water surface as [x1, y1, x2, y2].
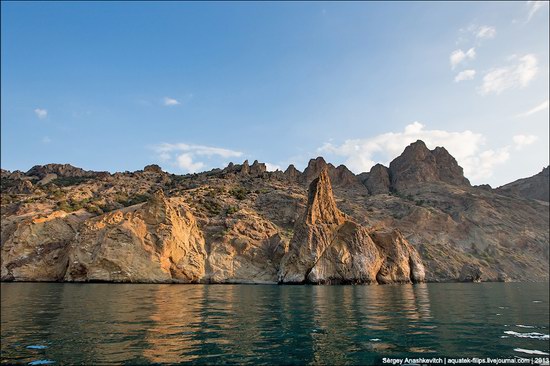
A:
[1, 283, 549, 365]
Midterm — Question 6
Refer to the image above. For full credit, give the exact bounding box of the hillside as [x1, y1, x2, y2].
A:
[1, 140, 548, 283]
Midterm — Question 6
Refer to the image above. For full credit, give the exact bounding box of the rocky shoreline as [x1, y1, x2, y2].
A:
[2, 141, 548, 284]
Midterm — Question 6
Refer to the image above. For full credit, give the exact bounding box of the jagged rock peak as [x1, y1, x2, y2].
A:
[432, 146, 470, 186]
[240, 160, 250, 175]
[303, 157, 331, 183]
[364, 163, 391, 195]
[283, 164, 301, 182]
[143, 164, 163, 174]
[250, 160, 267, 175]
[25, 163, 94, 179]
[305, 167, 345, 225]
[389, 140, 470, 191]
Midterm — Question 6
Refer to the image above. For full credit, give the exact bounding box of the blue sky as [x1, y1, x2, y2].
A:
[1, 1, 548, 186]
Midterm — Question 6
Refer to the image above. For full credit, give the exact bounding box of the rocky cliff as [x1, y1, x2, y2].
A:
[279, 168, 424, 284]
[1, 140, 548, 283]
[496, 166, 549, 202]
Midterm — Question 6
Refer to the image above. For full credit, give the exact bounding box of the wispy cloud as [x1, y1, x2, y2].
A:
[163, 97, 180, 106]
[475, 25, 496, 40]
[527, 1, 548, 22]
[516, 99, 549, 117]
[454, 69, 476, 82]
[318, 121, 512, 182]
[513, 134, 538, 150]
[450, 48, 476, 69]
[42, 136, 51, 144]
[152, 143, 243, 173]
[34, 108, 48, 120]
[478, 54, 538, 95]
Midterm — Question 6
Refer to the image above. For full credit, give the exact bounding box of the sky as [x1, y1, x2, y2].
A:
[1, 1, 548, 187]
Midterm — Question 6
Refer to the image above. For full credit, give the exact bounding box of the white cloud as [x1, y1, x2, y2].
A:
[513, 134, 538, 150]
[176, 153, 205, 172]
[163, 97, 180, 106]
[450, 48, 476, 69]
[318, 121, 511, 182]
[454, 69, 476, 82]
[475, 25, 496, 40]
[265, 163, 282, 172]
[516, 99, 549, 117]
[153, 143, 243, 173]
[479, 54, 538, 95]
[463, 148, 510, 181]
[527, 1, 548, 22]
[34, 108, 48, 119]
[155, 143, 243, 158]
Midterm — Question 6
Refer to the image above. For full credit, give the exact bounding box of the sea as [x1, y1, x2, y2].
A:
[1, 282, 549, 365]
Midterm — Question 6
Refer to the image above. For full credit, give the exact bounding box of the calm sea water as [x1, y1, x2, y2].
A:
[1, 283, 549, 365]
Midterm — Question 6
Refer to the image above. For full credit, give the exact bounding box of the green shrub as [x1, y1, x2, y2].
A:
[85, 204, 103, 215]
[125, 194, 149, 206]
[226, 206, 239, 215]
[229, 186, 248, 200]
[52, 177, 90, 187]
[203, 199, 221, 215]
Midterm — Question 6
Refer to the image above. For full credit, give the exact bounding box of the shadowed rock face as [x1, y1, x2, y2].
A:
[283, 164, 301, 182]
[1, 211, 86, 281]
[25, 163, 105, 179]
[496, 166, 549, 202]
[365, 164, 391, 195]
[302, 157, 360, 187]
[278, 168, 425, 284]
[389, 140, 470, 192]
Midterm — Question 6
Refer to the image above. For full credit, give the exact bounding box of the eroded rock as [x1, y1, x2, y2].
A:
[65, 190, 207, 283]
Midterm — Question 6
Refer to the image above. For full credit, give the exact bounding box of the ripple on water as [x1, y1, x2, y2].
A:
[28, 360, 55, 365]
[26, 345, 48, 350]
[503, 331, 549, 340]
[514, 348, 550, 355]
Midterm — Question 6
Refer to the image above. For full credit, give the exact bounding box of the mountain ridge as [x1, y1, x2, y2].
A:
[1, 140, 548, 283]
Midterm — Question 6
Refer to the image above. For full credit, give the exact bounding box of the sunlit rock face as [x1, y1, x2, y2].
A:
[65, 190, 207, 283]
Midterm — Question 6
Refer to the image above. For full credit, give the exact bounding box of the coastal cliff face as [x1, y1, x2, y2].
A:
[279, 168, 425, 284]
[1, 140, 548, 283]
[64, 190, 207, 283]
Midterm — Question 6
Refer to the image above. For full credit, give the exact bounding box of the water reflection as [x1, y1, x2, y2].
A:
[1, 283, 548, 365]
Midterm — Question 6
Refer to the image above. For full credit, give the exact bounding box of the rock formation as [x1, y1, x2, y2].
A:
[1, 211, 88, 281]
[496, 166, 549, 202]
[143, 164, 163, 174]
[300, 157, 361, 188]
[283, 164, 301, 182]
[250, 160, 267, 176]
[207, 209, 288, 283]
[278, 168, 425, 284]
[364, 164, 391, 195]
[389, 140, 470, 191]
[25, 163, 104, 180]
[65, 190, 207, 283]
[1, 141, 548, 284]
